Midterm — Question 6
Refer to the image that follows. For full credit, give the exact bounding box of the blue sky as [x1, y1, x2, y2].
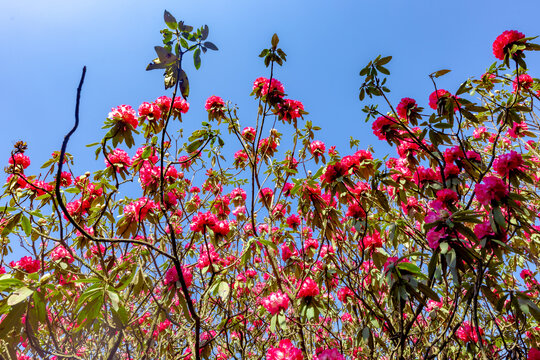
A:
[1, 0, 540, 178]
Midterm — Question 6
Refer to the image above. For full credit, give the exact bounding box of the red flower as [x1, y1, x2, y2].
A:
[310, 140, 326, 156]
[297, 277, 319, 298]
[429, 89, 458, 112]
[205, 95, 225, 111]
[241, 127, 256, 142]
[493, 150, 524, 176]
[8, 153, 30, 169]
[266, 339, 303, 360]
[396, 97, 418, 120]
[164, 266, 192, 287]
[372, 116, 398, 140]
[475, 176, 508, 206]
[513, 74, 534, 93]
[106, 148, 132, 170]
[108, 105, 138, 129]
[286, 214, 301, 229]
[529, 348, 540, 360]
[138, 102, 162, 120]
[492, 30, 525, 60]
[324, 161, 348, 183]
[10, 256, 40, 273]
[277, 99, 305, 122]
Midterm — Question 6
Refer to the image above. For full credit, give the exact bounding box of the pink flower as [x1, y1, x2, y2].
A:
[8, 153, 30, 169]
[204, 95, 225, 111]
[50, 246, 74, 264]
[426, 228, 447, 250]
[281, 243, 297, 261]
[513, 74, 534, 93]
[475, 176, 508, 206]
[105, 148, 132, 170]
[277, 99, 305, 122]
[163, 266, 192, 287]
[429, 89, 458, 112]
[492, 30, 525, 60]
[172, 97, 190, 113]
[310, 141, 326, 156]
[372, 116, 398, 140]
[266, 339, 303, 360]
[10, 256, 40, 273]
[59, 171, 72, 187]
[213, 220, 230, 236]
[241, 127, 256, 142]
[297, 277, 319, 298]
[123, 197, 158, 222]
[456, 321, 483, 343]
[253, 77, 285, 99]
[313, 349, 345, 360]
[473, 127, 487, 139]
[190, 212, 218, 233]
[396, 97, 418, 120]
[507, 122, 528, 139]
[108, 105, 138, 129]
[346, 202, 366, 219]
[259, 187, 274, 203]
[262, 291, 290, 315]
[474, 221, 495, 240]
[324, 161, 348, 183]
[493, 151, 524, 176]
[529, 348, 540, 360]
[286, 214, 301, 229]
[138, 102, 162, 120]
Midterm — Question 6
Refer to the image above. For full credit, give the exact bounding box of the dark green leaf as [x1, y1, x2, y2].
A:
[21, 215, 31, 236]
[431, 69, 451, 78]
[179, 70, 190, 99]
[163, 10, 177, 29]
[204, 41, 218, 51]
[193, 48, 201, 70]
[271, 33, 279, 48]
[201, 25, 209, 40]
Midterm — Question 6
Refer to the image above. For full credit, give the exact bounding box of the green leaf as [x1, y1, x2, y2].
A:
[377, 56, 392, 65]
[154, 46, 178, 65]
[1, 212, 22, 236]
[163, 10, 177, 30]
[417, 282, 440, 302]
[218, 281, 230, 301]
[8, 287, 34, 306]
[193, 48, 201, 70]
[186, 139, 204, 153]
[0, 302, 25, 339]
[204, 41, 218, 51]
[397, 262, 423, 276]
[271, 33, 279, 48]
[20, 215, 31, 236]
[201, 25, 209, 40]
[431, 69, 451, 78]
[107, 290, 120, 311]
[179, 70, 189, 99]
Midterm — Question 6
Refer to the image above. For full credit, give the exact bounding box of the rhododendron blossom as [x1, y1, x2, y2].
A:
[297, 277, 319, 298]
[475, 176, 509, 206]
[266, 339, 303, 360]
[262, 291, 289, 315]
[313, 349, 346, 360]
[108, 105, 138, 129]
[492, 30, 525, 60]
[8, 153, 30, 169]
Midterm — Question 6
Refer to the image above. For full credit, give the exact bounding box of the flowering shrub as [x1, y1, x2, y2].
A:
[1, 15, 540, 360]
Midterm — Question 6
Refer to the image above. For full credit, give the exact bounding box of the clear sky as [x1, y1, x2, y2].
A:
[1, 0, 540, 179]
